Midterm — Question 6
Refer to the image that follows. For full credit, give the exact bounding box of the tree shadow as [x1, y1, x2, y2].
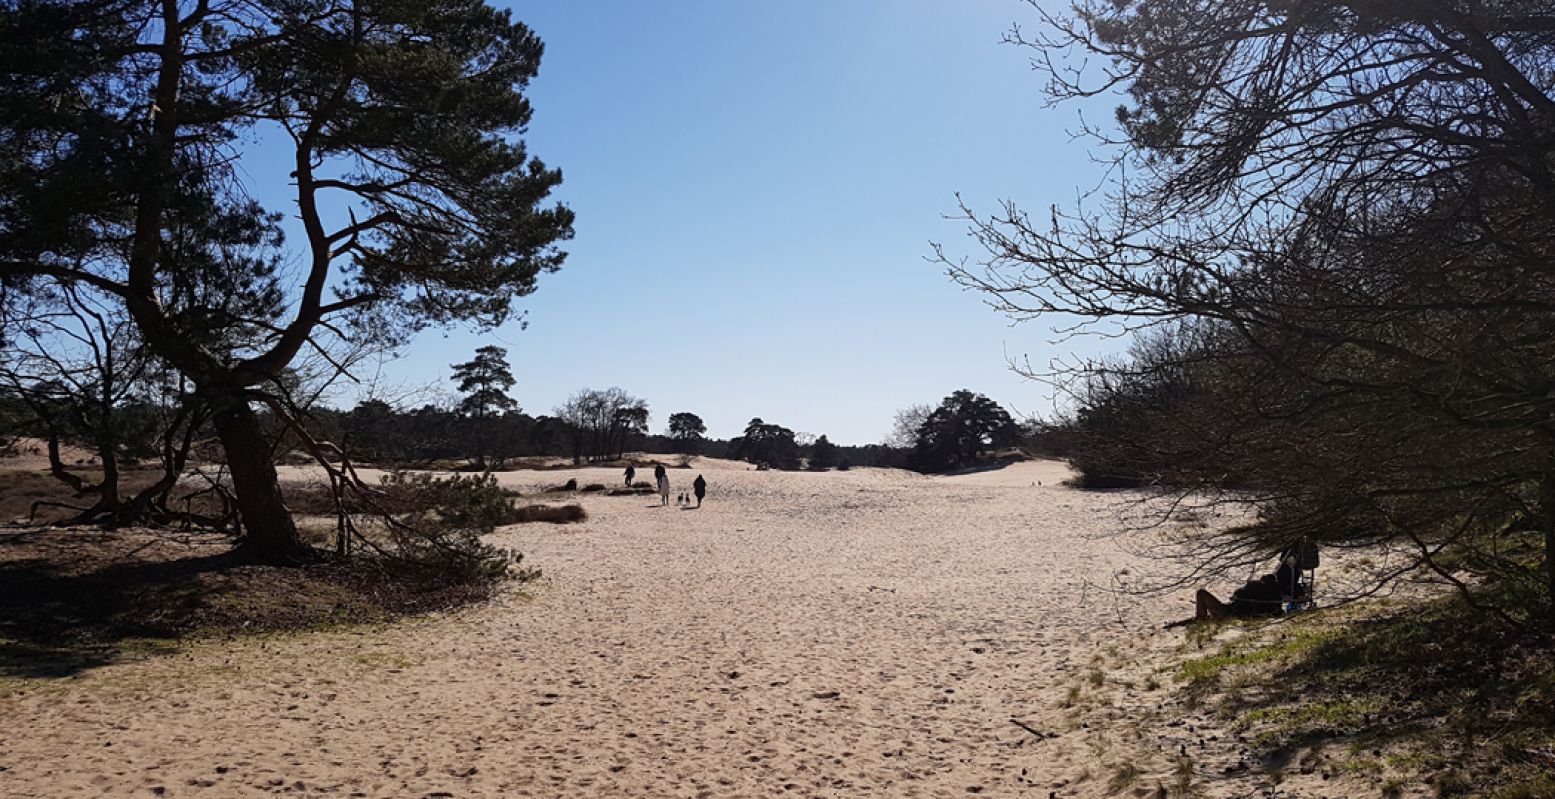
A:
[935, 458, 1024, 477]
[1190, 594, 1555, 790]
[0, 546, 242, 679]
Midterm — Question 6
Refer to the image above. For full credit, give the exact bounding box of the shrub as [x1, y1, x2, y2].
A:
[580, 483, 606, 492]
[371, 471, 531, 584]
[511, 504, 587, 523]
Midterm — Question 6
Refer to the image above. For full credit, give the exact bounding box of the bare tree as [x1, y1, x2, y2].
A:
[939, 0, 1555, 615]
[554, 388, 648, 463]
[886, 404, 932, 449]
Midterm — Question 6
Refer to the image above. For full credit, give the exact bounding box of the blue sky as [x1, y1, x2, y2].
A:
[297, 1, 1123, 444]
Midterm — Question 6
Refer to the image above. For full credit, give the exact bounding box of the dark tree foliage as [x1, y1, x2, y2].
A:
[314, 401, 910, 472]
[452, 346, 518, 419]
[0, 0, 573, 562]
[609, 405, 649, 460]
[808, 434, 839, 470]
[667, 411, 707, 454]
[909, 390, 1021, 473]
[731, 417, 800, 470]
[340, 399, 404, 462]
[450, 345, 518, 468]
[943, 0, 1555, 613]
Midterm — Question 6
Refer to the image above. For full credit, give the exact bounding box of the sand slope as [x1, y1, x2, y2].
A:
[0, 460, 1371, 797]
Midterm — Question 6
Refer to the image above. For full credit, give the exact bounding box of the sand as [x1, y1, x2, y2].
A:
[0, 459, 1374, 797]
[0, 437, 99, 472]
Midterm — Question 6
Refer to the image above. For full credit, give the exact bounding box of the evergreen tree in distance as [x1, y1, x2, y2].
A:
[732, 417, 800, 470]
[809, 435, 839, 470]
[452, 346, 519, 469]
[668, 412, 707, 454]
[910, 391, 1020, 472]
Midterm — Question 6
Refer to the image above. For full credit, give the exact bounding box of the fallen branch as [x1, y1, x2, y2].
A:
[1009, 718, 1052, 740]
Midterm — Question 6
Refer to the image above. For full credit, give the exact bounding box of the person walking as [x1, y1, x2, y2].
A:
[624, 465, 636, 487]
[692, 474, 707, 508]
[656, 471, 671, 506]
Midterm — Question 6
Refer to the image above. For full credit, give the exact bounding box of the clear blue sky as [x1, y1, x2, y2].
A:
[304, 1, 1122, 444]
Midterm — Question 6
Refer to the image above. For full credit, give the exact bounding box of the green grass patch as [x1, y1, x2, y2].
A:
[1176, 626, 1341, 688]
[1173, 587, 1555, 796]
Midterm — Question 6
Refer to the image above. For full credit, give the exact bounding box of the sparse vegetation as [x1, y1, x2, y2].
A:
[1175, 590, 1555, 796]
[511, 504, 587, 524]
[1106, 760, 1141, 792]
[0, 528, 493, 682]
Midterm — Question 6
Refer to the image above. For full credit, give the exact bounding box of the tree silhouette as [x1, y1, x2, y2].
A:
[609, 405, 649, 459]
[910, 391, 1019, 472]
[451, 346, 519, 468]
[554, 388, 647, 463]
[808, 435, 839, 470]
[732, 417, 800, 470]
[668, 412, 707, 454]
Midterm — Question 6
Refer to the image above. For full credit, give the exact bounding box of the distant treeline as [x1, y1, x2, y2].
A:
[297, 400, 912, 471]
[0, 312, 1047, 489]
[0, 381, 1053, 477]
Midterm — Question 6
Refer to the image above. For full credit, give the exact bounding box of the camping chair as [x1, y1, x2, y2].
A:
[1281, 539, 1320, 612]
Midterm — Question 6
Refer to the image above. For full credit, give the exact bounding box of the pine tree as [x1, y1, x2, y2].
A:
[451, 346, 519, 468]
[0, 1, 573, 562]
[809, 435, 839, 470]
[668, 412, 707, 454]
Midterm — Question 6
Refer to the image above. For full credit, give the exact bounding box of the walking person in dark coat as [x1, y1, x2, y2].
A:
[624, 465, 636, 487]
[692, 474, 707, 508]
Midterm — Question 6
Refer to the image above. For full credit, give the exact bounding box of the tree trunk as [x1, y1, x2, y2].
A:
[210, 395, 311, 564]
[1545, 477, 1555, 612]
[94, 437, 120, 519]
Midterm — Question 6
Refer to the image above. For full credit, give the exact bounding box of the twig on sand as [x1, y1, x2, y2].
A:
[1009, 718, 1051, 740]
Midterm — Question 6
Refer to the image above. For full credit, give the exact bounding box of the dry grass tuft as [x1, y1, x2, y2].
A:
[510, 504, 587, 524]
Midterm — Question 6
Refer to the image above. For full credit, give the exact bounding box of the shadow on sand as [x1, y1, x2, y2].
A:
[1181, 589, 1555, 793]
[934, 458, 1026, 477]
[0, 535, 242, 679]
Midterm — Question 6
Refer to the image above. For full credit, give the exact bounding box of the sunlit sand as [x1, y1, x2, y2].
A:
[0, 459, 1373, 797]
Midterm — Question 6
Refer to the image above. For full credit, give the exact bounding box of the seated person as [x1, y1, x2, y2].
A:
[1191, 574, 1284, 622]
[1168, 540, 1320, 627]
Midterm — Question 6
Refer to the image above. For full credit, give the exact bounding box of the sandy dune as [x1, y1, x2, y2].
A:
[0, 460, 1366, 797]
